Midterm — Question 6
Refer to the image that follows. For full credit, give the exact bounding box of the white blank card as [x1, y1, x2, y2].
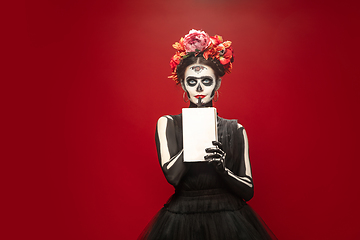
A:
[182, 107, 218, 162]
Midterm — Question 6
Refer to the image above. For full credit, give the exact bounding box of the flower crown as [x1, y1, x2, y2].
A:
[169, 29, 234, 84]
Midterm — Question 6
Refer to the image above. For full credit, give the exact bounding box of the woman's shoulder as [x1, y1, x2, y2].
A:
[157, 114, 182, 127]
[157, 113, 181, 121]
[218, 116, 246, 132]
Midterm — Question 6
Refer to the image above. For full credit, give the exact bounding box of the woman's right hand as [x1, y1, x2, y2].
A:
[204, 141, 227, 173]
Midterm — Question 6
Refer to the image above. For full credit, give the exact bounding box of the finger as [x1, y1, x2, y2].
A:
[204, 153, 222, 160]
[204, 156, 218, 163]
[206, 148, 225, 157]
[205, 148, 223, 154]
[207, 158, 222, 164]
[205, 146, 217, 151]
[212, 141, 224, 150]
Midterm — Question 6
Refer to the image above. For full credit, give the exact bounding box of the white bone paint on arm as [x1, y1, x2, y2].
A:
[225, 124, 253, 187]
[219, 123, 254, 201]
[157, 115, 172, 166]
[156, 115, 187, 186]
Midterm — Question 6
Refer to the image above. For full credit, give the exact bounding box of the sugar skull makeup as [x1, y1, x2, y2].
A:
[183, 64, 217, 106]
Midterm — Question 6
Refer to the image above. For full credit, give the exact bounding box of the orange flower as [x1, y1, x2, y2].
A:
[172, 37, 185, 51]
[222, 41, 231, 48]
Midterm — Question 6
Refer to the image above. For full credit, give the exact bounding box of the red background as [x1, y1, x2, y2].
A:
[4, 0, 360, 239]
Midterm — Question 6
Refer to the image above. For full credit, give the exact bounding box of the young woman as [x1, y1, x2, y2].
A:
[139, 30, 276, 240]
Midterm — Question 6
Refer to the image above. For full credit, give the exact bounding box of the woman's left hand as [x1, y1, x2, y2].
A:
[204, 141, 226, 172]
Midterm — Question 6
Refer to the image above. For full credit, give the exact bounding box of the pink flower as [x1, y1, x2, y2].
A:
[183, 29, 211, 53]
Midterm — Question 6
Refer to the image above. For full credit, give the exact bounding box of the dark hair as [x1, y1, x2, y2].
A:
[176, 53, 225, 83]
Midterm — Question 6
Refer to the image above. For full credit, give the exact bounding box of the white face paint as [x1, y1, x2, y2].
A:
[183, 64, 217, 106]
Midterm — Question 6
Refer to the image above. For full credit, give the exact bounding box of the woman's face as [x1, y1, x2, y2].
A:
[183, 64, 219, 106]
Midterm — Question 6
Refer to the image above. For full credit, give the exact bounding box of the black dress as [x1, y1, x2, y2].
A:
[139, 114, 276, 240]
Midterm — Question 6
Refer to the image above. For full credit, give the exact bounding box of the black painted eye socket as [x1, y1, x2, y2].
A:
[202, 78, 213, 86]
[187, 78, 197, 87]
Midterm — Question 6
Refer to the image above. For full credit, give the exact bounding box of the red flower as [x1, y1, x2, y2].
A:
[210, 35, 223, 45]
[223, 48, 232, 58]
[170, 54, 181, 72]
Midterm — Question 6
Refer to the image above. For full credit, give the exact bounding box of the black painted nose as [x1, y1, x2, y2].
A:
[196, 83, 203, 92]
